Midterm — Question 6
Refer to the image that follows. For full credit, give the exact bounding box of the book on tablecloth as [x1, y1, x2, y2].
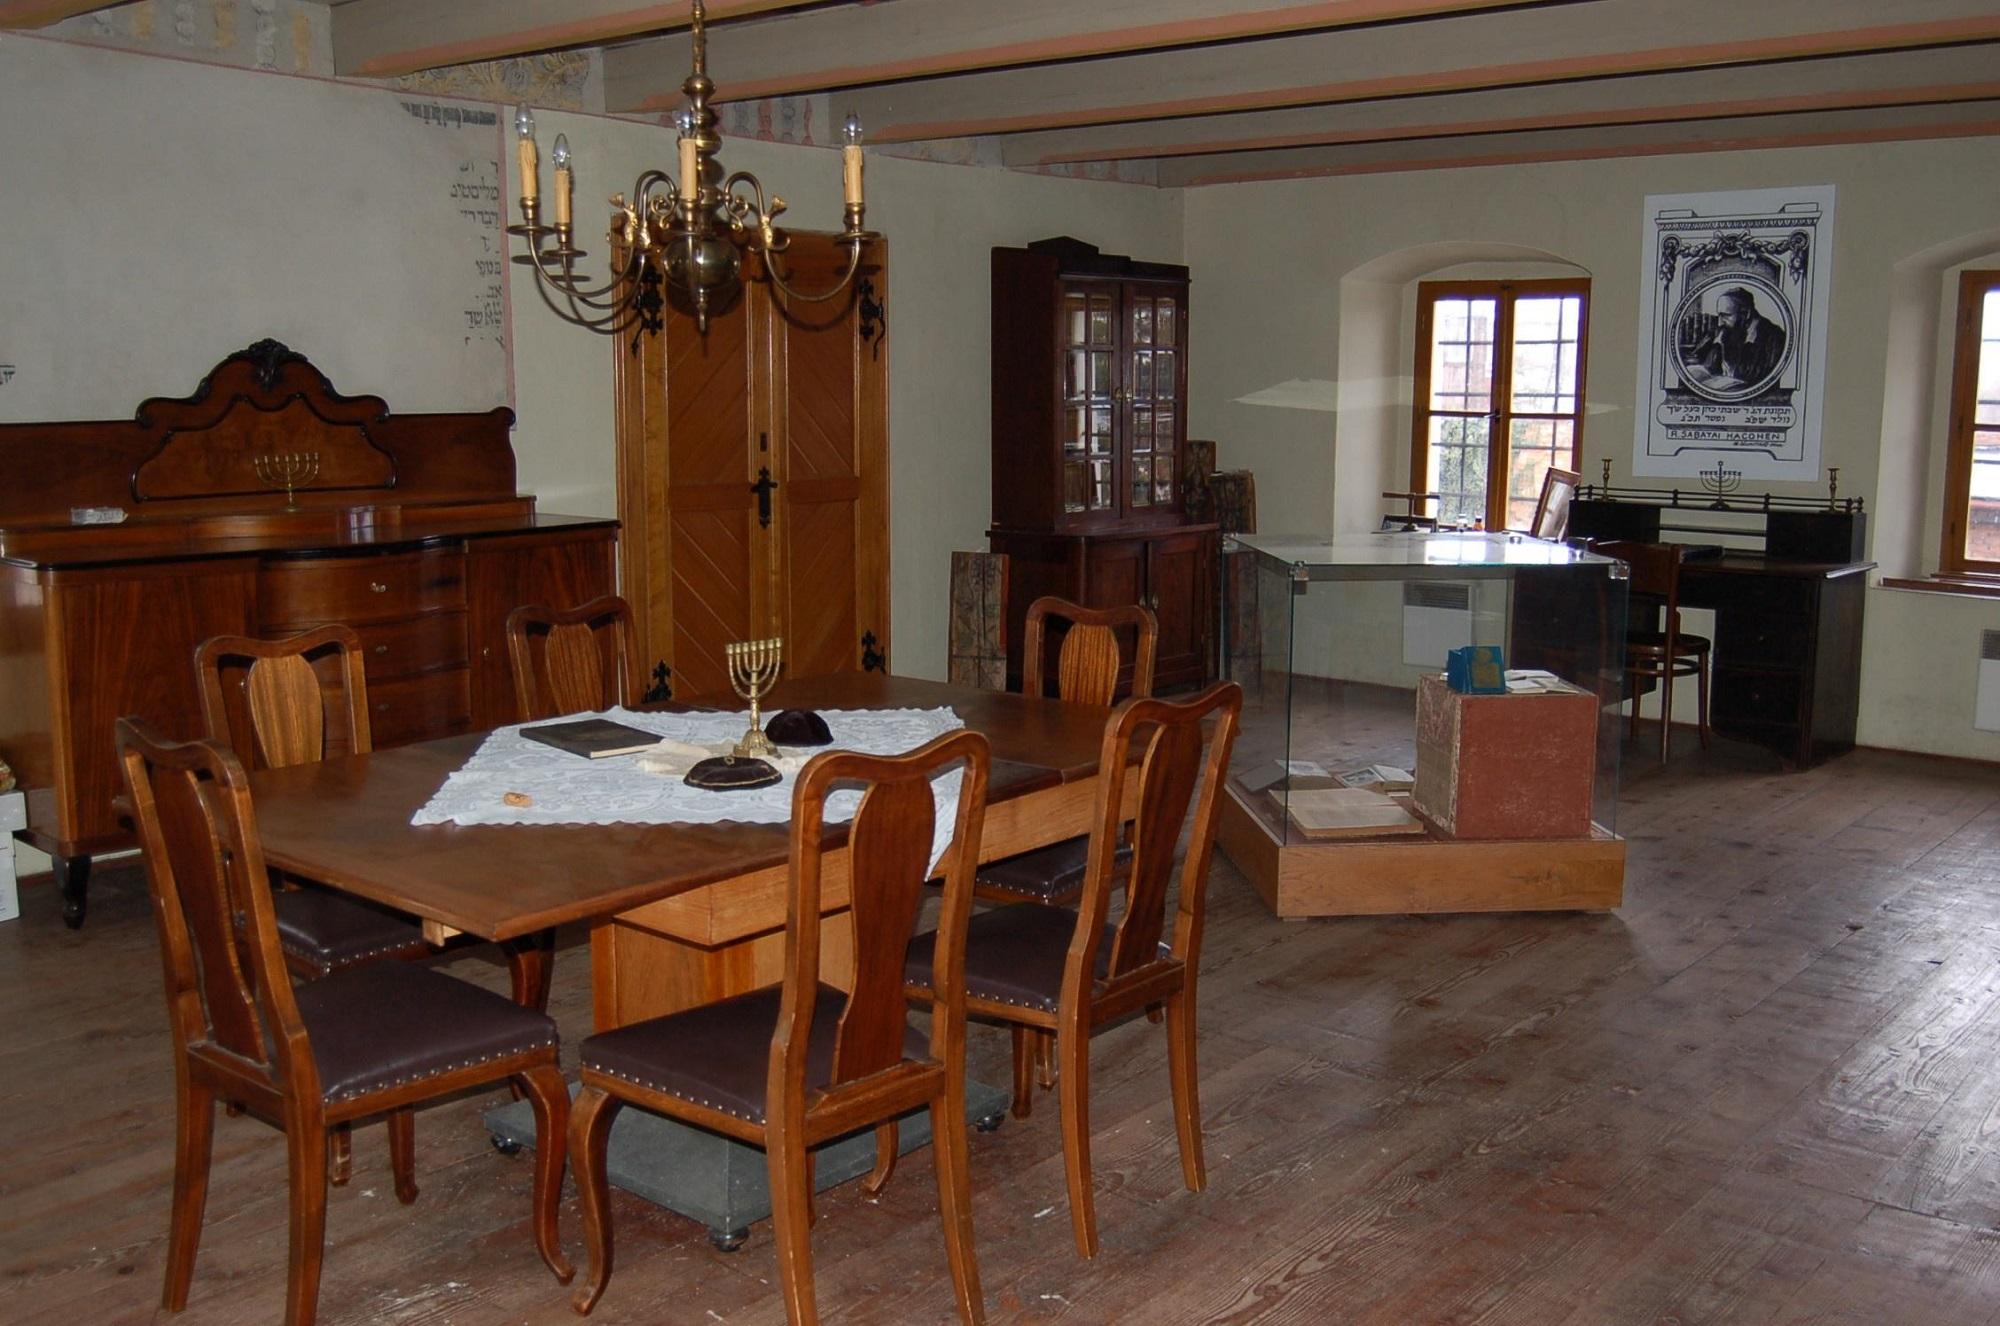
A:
[519, 718, 661, 759]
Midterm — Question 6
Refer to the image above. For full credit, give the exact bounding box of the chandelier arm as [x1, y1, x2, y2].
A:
[528, 268, 632, 332]
[762, 241, 867, 305]
[526, 247, 653, 324]
[526, 244, 650, 307]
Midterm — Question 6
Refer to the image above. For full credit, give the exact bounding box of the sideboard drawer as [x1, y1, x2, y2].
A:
[260, 547, 467, 626]
[365, 669, 472, 747]
[353, 611, 469, 681]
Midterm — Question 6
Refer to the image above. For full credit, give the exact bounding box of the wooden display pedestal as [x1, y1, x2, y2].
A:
[1217, 784, 1624, 918]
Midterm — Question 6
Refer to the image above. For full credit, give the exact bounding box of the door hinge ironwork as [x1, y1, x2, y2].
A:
[860, 630, 885, 673]
[643, 659, 673, 703]
[751, 466, 777, 529]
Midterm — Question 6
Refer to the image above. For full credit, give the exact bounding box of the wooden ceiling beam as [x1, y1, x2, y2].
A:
[1002, 45, 2000, 166]
[601, 0, 1532, 114]
[0, 1, 123, 25]
[1155, 99, 2000, 186]
[330, 0, 821, 79]
[836, 0, 2000, 143]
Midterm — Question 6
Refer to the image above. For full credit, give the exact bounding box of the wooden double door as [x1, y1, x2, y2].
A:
[617, 238, 889, 699]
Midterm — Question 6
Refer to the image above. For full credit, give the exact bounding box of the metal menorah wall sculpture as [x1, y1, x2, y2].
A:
[1698, 461, 1741, 509]
[726, 637, 783, 759]
[252, 451, 320, 510]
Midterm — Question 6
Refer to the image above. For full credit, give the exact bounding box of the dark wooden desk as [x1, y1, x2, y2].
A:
[250, 673, 1123, 1029]
[1674, 555, 1872, 768]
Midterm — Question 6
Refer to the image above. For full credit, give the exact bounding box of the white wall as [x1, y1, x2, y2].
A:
[1185, 137, 2000, 761]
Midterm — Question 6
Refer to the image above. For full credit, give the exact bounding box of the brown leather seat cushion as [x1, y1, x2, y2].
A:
[975, 835, 1132, 904]
[580, 983, 926, 1124]
[907, 903, 1114, 1014]
[294, 962, 558, 1105]
[273, 884, 429, 976]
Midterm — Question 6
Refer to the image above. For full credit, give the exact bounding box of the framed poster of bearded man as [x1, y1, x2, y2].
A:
[1632, 184, 1834, 481]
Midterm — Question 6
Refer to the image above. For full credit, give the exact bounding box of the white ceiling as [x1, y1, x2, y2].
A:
[10, 0, 2000, 184]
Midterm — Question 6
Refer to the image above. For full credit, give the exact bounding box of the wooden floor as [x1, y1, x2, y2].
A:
[6, 731, 2000, 1324]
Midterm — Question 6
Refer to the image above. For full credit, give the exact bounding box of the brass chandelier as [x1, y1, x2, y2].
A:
[507, 0, 875, 335]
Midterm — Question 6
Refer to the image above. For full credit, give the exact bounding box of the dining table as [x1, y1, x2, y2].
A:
[247, 671, 1129, 1245]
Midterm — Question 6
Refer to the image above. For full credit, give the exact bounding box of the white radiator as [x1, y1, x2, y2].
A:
[1977, 629, 2000, 734]
[1403, 581, 1473, 668]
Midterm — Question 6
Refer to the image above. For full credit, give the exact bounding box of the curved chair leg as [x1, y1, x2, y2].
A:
[328, 1125, 352, 1187]
[387, 1108, 419, 1205]
[930, 1088, 985, 1325]
[766, 1127, 820, 1326]
[1695, 652, 1712, 750]
[1165, 988, 1206, 1193]
[862, 1121, 898, 1197]
[1057, 1026, 1099, 1259]
[1035, 1029, 1057, 1089]
[505, 930, 557, 1013]
[568, 1085, 621, 1314]
[516, 1065, 574, 1285]
[163, 1079, 216, 1312]
[283, 1111, 330, 1326]
[1009, 1026, 1034, 1120]
[1658, 661, 1674, 764]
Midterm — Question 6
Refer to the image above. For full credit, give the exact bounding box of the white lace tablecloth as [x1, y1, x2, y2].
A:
[412, 706, 968, 871]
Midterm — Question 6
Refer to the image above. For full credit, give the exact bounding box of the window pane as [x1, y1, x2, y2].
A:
[1158, 302, 1177, 346]
[1063, 461, 1088, 513]
[1131, 301, 1154, 346]
[1429, 297, 1496, 413]
[1156, 350, 1177, 401]
[1064, 295, 1088, 346]
[1132, 408, 1153, 448]
[1089, 295, 1114, 345]
[1506, 419, 1573, 532]
[1132, 456, 1153, 507]
[1963, 288, 2000, 564]
[1156, 443, 1176, 504]
[1090, 459, 1112, 509]
[1132, 349, 1153, 401]
[1426, 415, 1490, 527]
[1511, 295, 1581, 414]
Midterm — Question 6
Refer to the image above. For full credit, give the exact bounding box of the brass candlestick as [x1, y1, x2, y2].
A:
[253, 451, 320, 510]
[727, 637, 783, 759]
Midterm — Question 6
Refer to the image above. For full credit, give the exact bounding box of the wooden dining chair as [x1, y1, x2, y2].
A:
[1592, 539, 1711, 763]
[568, 730, 991, 1325]
[975, 595, 1155, 907]
[907, 680, 1242, 1259]
[506, 594, 644, 721]
[115, 718, 572, 1326]
[1529, 466, 1581, 540]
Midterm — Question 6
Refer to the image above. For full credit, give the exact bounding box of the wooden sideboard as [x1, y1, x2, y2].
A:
[0, 340, 617, 925]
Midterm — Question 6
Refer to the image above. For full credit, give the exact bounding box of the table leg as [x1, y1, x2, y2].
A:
[57, 853, 90, 929]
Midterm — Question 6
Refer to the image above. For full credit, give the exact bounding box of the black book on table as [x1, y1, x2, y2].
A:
[519, 718, 660, 759]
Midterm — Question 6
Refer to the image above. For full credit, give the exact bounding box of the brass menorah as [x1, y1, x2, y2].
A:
[253, 451, 320, 510]
[726, 637, 783, 759]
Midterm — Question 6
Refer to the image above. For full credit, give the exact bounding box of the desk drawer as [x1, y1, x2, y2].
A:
[364, 668, 472, 747]
[354, 612, 469, 681]
[1711, 667, 1804, 729]
[1686, 572, 1814, 620]
[260, 547, 466, 627]
[1717, 611, 1812, 669]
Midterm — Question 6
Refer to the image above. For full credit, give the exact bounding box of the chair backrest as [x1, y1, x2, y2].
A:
[1073, 681, 1242, 990]
[195, 625, 372, 770]
[1591, 538, 1685, 608]
[506, 594, 643, 720]
[1530, 467, 1581, 540]
[773, 730, 990, 1113]
[116, 718, 315, 1101]
[1021, 596, 1158, 706]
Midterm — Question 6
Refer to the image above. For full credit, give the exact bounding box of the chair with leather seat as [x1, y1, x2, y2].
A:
[1593, 539, 1711, 763]
[505, 594, 645, 720]
[567, 730, 991, 1325]
[907, 680, 1242, 1259]
[1528, 466, 1581, 540]
[974, 596, 1155, 908]
[115, 718, 572, 1326]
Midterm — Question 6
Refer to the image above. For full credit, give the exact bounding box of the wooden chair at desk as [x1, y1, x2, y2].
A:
[567, 731, 992, 1325]
[1591, 539, 1711, 763]
[116, 719, 572, 1326]
[506, 594, 645, 719]
[908, 682, 1242, 1258]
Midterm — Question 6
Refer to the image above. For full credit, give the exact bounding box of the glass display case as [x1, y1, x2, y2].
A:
[1216, 531, 1629, 917]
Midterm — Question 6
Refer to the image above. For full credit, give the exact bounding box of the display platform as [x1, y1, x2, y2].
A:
[1217, 531, 1629, 917]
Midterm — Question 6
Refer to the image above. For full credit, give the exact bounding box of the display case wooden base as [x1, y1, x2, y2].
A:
[1217, 784, 1625, 918]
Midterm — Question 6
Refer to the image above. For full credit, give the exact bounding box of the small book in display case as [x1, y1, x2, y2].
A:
[520, 718, 660, 759]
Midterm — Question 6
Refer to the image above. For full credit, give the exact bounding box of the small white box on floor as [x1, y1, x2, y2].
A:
[0, 790, 23, 923]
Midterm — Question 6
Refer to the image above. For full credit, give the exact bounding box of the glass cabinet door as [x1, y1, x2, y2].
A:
[1124, 286, 1182, 515]
[1060, 283, 1118, 516]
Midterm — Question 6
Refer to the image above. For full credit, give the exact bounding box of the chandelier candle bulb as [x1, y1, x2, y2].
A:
[841, 113, 864, 208]
[515, 105, 538, 206]
[552, 134, 572, 229]
[678, 113, 698, 203]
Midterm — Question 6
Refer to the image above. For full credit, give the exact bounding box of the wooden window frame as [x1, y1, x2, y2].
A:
[1410, 277, 1590, 531]
[1940, 268, 2000, 578]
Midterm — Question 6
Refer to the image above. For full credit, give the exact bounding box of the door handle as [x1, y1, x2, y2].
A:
[751, 466, 777, 529]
